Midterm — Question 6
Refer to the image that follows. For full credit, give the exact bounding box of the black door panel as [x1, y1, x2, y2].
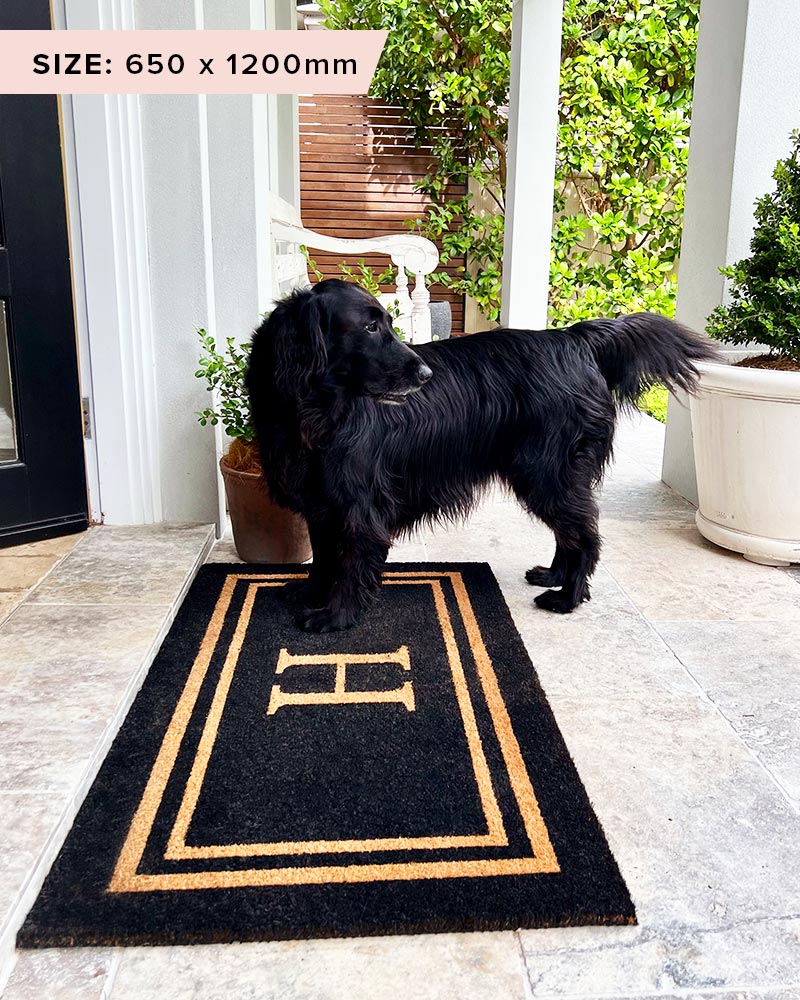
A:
[0, 2, 89, 546]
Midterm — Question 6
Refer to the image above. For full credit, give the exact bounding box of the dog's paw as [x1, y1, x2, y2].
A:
[525, 566, 563, 588]
[280, 578, 319, 607]
[534, 585, 590, 614]
[296, 607, 358, 633]
[534, 589, 577, 614]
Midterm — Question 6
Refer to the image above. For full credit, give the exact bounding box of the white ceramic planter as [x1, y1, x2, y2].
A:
[689, 361, 800, 566]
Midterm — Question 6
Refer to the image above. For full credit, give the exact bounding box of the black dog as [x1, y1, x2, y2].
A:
[247, 279, 715, 632]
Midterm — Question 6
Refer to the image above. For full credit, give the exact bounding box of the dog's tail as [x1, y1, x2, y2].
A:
[570, 313, 720, 406]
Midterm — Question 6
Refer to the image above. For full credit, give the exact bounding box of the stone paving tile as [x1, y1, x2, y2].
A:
[0, 793, 70, 930]
[519, 695, 800, 997]
[419, 491, 555, 570]
[0, 718, 109, 795]
[503, 581, 699, 700]
[29, 524, 214, 607]
[0, 604, 173, 794]
[0, 534, 84, 560]
[0, 604, 171, 726]
[616, 993, 800, 1000]
[0, 555, 62, 593]
[600, 523, 800, 621]
[614, 412, 671, 479]
[599, 465, 697, 527]
[388, 533, 428, 561]
[203, 539, 244, 563]
[207, 534, 430, 566]
[0, 532, 83, 629]
[108, 933, 527, 1000]
[0, 593, 22, 626]
[0, 524, 213, 992]
[2, 948, 114, 1000]
[655, 621, 800, 807]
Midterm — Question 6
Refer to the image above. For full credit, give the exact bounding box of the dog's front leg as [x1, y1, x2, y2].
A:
[297, 531, 388, 633]
[280, 519, 338, 609]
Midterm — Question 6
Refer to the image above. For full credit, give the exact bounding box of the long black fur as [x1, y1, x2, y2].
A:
[247, 279, 717, 632]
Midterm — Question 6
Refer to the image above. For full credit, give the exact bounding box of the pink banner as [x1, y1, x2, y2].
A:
[0, 30, 387, 95]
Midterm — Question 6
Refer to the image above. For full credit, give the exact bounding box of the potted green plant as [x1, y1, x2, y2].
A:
[195, 329, 311, 563]
[690, 131, 800, 566]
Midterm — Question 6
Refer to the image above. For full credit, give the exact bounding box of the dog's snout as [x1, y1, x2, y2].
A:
[418, 364, 433, 383]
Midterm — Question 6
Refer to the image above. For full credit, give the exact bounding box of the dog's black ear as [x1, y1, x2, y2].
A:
[269, 290, 330, 447]
[271, 290, 329, 400]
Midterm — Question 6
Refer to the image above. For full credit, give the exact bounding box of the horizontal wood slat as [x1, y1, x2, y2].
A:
[300, 95, 465, 335]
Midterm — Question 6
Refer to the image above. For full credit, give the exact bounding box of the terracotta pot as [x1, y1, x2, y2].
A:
[219, 457, 311, 563]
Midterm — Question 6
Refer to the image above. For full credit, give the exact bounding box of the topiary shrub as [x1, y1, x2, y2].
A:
[706, 131, 800, 363]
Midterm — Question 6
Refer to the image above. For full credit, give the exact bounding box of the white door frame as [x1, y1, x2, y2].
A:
[55, 0, 163, 525]
[56, 0, 296, 528]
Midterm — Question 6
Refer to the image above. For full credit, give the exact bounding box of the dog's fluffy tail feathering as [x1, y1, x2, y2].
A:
[570, 313, 720, 407]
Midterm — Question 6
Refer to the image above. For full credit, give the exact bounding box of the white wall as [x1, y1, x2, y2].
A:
[663, 0, 800, 501]
[64, 0, 296, 526]
[134, 0, 267, 525]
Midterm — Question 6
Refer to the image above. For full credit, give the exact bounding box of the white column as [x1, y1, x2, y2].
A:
[501, 0, 564, 330]
[663, 0, 800, 501]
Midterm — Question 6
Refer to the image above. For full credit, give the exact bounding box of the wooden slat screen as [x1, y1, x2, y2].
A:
[299, 95, 466, 335]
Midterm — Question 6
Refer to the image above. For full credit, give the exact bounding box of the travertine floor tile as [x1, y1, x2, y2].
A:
[0, 524, 214, 991]
[600, 524, 800, 621]
[3, 947, 113, 1000]
[0, 793, 70, 930]
[623, 992, 800, 1000]
[1, 533, 83, 560]
[599, 465, 697, 526]
[614, 412, 672, 479]
[505, 595, 699, 699]
[655, 620, 800, 806]
[0, 593, 21, 626]
[29, 524, 214, 606]
[0, 555, 61, 593]
[519, 695, 800, 995]
[109, 932, 527, 1000]
[204, 539, 244, 563]
[0, 719, 107, 794]
[0, 604, 170, 726]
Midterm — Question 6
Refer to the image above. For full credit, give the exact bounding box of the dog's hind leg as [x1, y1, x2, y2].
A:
[533, 500, 601, 614]
[510, 453, 605, 614]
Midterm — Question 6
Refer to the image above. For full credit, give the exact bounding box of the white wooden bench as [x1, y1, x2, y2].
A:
[269, 194, 440, 344]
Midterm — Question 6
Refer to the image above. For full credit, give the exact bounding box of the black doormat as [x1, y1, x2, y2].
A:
[19, 562, 634, 947]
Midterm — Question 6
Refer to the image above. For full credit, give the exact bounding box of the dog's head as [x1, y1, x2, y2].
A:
[267, 279, 433, 406]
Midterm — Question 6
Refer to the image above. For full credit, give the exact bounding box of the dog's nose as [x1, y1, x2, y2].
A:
[418, 364, 433, 383]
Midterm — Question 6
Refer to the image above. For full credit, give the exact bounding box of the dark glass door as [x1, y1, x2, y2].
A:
[0, 2, 89, 546]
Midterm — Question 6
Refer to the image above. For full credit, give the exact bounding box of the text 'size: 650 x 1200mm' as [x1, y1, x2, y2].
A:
[31, 52, 358, 76]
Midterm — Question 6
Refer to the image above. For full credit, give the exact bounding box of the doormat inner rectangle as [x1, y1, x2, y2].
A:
[19, 562, 635, 946]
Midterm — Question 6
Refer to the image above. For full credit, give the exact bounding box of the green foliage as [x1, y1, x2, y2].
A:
[706, 132, 800, 360]
[194, 328, 254, 442]
[638, 384, 668, 422]
[302, 247, 394, 298]
[302, 249, 406, 333]
[321, 0, 698, 327]
[320, 0, 510, 322]
[551, 0, 699, 324]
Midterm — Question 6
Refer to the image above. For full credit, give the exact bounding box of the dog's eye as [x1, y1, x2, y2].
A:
[365, 320, 379, 333]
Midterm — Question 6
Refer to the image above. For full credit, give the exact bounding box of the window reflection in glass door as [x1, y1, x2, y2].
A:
[0, 301, 18, 463]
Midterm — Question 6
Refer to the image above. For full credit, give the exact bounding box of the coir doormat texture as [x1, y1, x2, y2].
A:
[20, 562, 635, 947]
